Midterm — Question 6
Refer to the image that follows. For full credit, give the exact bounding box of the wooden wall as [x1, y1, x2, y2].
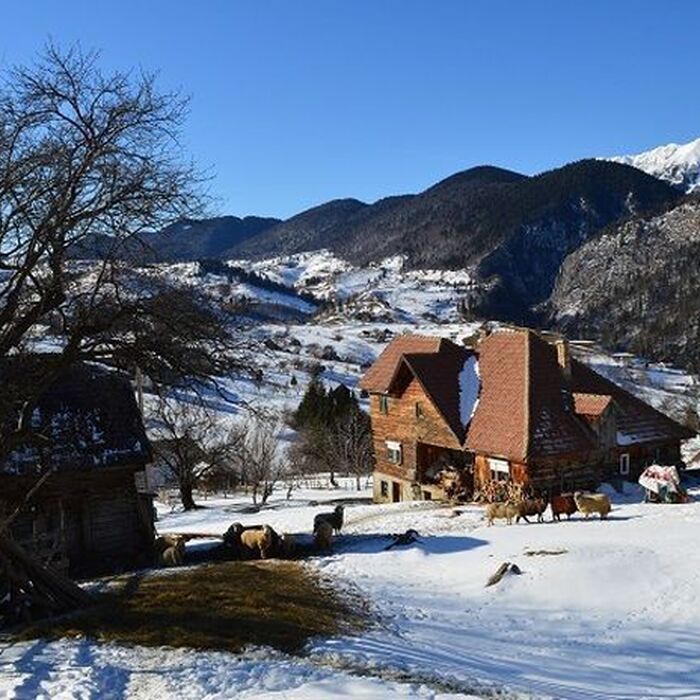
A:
[1, 465, 154, 576]
[369, 375, 462, 493]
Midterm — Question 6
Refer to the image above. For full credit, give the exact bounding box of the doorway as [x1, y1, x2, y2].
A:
[392, 481, 401, 503]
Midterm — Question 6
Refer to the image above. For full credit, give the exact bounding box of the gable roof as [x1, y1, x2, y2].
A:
[1, 357, 151, 475]
[569, 360, 695, 446]
[359, 334, 445, 393]
[402, 344, 474, 443]
[361, 329, 695, 463]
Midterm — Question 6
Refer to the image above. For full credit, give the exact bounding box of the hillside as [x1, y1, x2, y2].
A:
[550, 195, 700, 371]
[71, 215, 281, 262]
[230, 160, 678, 320]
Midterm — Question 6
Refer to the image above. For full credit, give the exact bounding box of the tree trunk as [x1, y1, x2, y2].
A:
[180, 482, 197, 511]
[356, 475, 361, 491]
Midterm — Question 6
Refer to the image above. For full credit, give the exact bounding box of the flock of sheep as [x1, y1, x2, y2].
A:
[153, 504, 346, 567]
[486, 491, 612, 526]
[152, 491, 614, 569]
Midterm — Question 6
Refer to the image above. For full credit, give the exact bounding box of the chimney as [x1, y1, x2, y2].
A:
[555, 338, 571, 380]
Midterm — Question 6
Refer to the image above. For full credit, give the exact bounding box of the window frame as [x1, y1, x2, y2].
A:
[619, 452, 631, 476]
[386, 440, 402, 465]
[379, 394, 389, 414]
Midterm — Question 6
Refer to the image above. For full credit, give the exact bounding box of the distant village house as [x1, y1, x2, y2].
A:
[360, 329, 695, 502]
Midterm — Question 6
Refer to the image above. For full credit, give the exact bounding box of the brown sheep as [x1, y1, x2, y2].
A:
[516, 498, 547, 524]
[574, 492, 611, 520]
[551, 494, 578, 521]
[240, 524, 276, 559]
[485, 502, 519, 526]
[314, 520, 333, 550]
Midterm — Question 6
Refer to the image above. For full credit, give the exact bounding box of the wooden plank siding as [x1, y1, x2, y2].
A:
[369, 372, 463, 502]
[1, 465, 154, 576]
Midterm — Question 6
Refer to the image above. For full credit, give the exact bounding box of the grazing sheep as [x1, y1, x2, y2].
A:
[279, 533, 296, 558]
[574, 491, 611, 520]
[485, 502, 519, 526]
[516, 498, 547, 524]
[154, 534, 185, 559]
[314, 520, 333, 550]
[222, 522, 244, 558]
[240, 524, 276, 559]
[314, 505, 344, 535]
[159, 538, 185, 567]
[551, 494, 578, 522]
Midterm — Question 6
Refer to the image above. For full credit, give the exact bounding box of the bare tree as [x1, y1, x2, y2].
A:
[289, 407, 373, 490]
[151, 400, 243, 510]
[327, 408, 374, 490]
[0, 44, 250, 464]
[236, 411, 287, 505]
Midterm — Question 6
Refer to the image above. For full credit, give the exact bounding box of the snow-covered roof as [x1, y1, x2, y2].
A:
[1, 358, 150, 475]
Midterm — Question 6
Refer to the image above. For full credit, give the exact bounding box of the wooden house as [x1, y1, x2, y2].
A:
[0, 359, 155, 576]
[360, 328, 695, 502]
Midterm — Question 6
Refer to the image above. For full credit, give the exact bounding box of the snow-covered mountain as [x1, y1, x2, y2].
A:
[608, 137, 700, 192]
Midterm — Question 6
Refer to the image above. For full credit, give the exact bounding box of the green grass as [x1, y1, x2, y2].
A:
[16, 560, 366, 654]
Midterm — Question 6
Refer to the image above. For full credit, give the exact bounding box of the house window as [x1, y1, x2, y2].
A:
[619, 453, 630, 476]
[386, 440, 402, 465]
[380, 480, 389, 498]
[423, 491, 432, 501]
[488, 457, 510, 482]
[379, 395, 389, 414]
[415, 402, 424, 418]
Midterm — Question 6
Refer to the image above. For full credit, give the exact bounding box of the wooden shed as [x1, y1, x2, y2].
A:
[0, 359, 155, 577]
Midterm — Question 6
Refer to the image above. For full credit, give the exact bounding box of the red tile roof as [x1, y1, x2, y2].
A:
[360, 329, 695, 462]
[358, 334, 444, 393]
[573, 392, 613, 416]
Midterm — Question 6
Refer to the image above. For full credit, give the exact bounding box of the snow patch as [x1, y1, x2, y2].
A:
[458, 355, 480, 426]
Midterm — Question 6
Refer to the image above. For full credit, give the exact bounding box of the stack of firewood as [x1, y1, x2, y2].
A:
[0, 535, 93, 627]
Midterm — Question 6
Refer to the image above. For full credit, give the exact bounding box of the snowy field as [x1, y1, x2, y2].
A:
[2, 481, 700, 699]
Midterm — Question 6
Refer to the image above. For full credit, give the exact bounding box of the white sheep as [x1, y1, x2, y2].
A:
[574, 492, 611, 520]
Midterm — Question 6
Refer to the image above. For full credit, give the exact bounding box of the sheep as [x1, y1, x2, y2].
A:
[154, 534, 185, 559]
[551, 494, 578, 522]
[314, 520, 333, 550]
[279, 533, 296, 559]
[516, 498, 547, 524]
[222, 522, 244, 558]
[240, 524, 276, 559]
[485, 502, 519, 526]
[313, 505, 344, 535]
[574, 491, 611, 520]
[159, 538, 185, 567]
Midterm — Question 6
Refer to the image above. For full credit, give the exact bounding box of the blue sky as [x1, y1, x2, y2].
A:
[2, 1, 699, 218]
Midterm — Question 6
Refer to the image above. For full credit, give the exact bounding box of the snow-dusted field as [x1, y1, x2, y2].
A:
[3, 482, 700, 699]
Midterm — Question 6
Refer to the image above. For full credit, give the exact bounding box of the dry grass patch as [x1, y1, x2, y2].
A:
[15, 560, 366, 654]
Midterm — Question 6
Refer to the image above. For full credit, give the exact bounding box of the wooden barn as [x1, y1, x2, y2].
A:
[0, 359, 155, 576]
[360, 328, 695, 502]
